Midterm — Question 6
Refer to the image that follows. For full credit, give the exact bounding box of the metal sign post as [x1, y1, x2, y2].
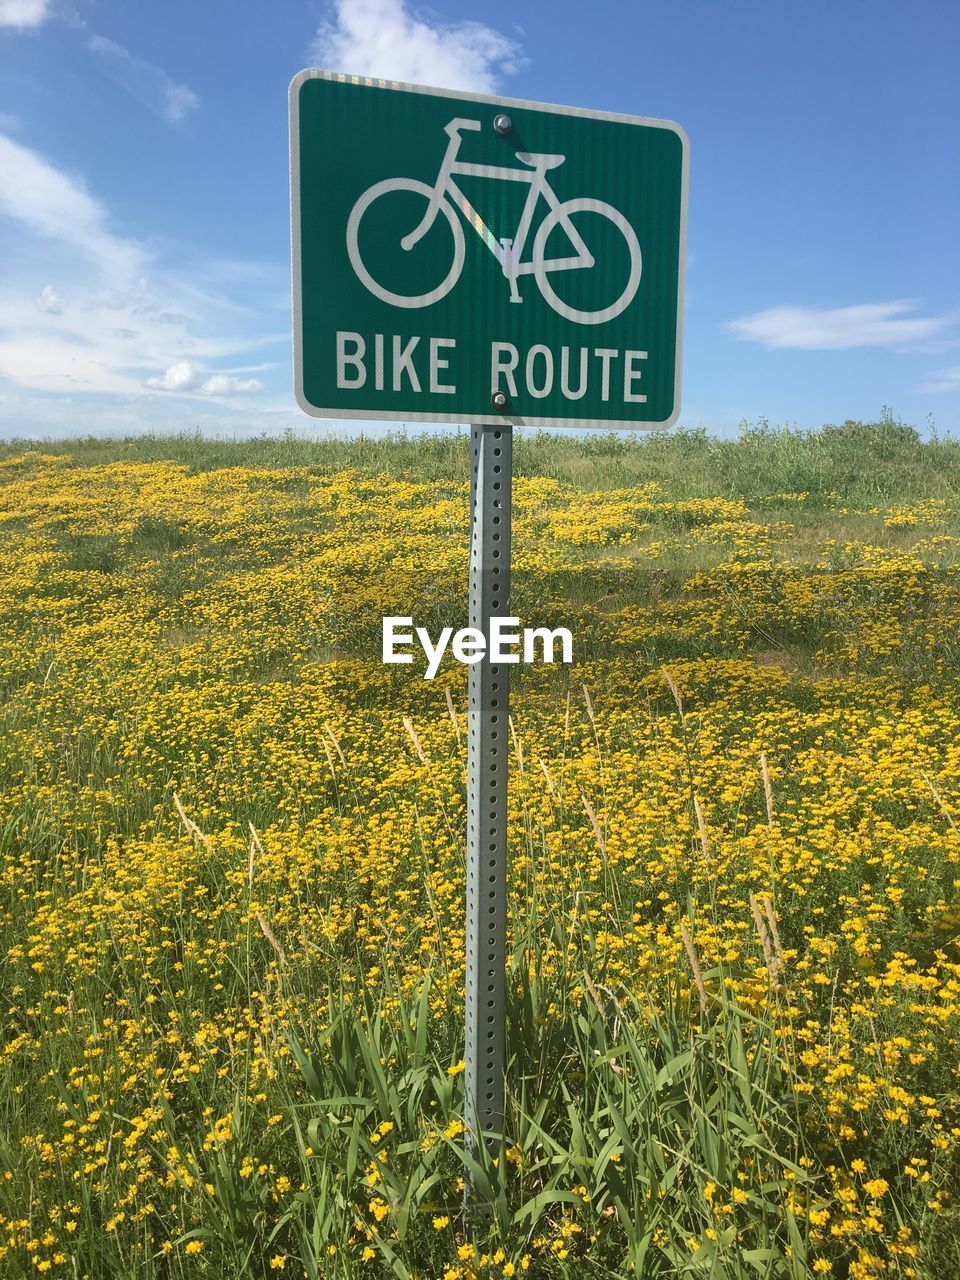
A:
[464, 422, 512, 1170]
[289, 65, 688, 1212]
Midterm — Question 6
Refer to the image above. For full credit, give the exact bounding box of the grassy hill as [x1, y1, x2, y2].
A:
[1, 419, 959, 1278]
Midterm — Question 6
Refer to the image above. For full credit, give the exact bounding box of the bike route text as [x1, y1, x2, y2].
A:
[335, 331, 649, 405]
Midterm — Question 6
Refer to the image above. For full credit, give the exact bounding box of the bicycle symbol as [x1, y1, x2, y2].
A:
[346, 117, 642, 325]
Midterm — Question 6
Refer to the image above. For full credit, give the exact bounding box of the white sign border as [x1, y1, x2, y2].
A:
[290, 68, 689, 431]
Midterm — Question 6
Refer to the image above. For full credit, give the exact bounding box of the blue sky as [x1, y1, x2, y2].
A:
[0, 0, 958, 440]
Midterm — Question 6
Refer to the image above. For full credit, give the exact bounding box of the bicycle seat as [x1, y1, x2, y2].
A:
[516, 151, 566, 170]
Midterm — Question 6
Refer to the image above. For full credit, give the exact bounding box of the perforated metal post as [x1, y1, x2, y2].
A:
[464, 422, 512, 1176]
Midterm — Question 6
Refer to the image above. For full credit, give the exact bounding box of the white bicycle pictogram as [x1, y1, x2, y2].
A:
[346, 117, 642, 325]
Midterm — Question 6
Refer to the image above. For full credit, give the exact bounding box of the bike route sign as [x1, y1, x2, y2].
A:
[290, 71, 688, 429]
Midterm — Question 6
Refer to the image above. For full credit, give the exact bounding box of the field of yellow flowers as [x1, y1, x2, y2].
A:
[2, 424, 960, 1279]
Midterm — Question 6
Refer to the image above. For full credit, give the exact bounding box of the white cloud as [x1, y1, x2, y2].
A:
[0, 131, 143, 278]
[0, 0, 49, 28]
[0, 334, 141, 394]
[199, 372, 262, 395]
[725, 300, 956, 351]
[36, 283, 63, 314]
[0, 276, 281, 396]
[309, 0, 524, 93]
[0, 131, 285, 413]
[917, 366, 960, 394]
[145, 362, 263, 396]
[145, 360, 202, 392]
[88, 35, 200, 124]
[0, 388, 304, 440]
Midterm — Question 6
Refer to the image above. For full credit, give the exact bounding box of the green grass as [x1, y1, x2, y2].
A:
[2, 414, 958, 507]
[2, 420, 960, 1277]
[279, 949, 814, 1280]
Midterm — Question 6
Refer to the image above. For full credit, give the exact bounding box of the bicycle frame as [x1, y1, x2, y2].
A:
[401, 118, 594, 303]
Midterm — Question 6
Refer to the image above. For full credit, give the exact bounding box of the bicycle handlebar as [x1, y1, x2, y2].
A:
[443, 117, 483, 138]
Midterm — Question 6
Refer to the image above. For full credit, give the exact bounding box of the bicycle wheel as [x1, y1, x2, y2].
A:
[346, 178, 465, 309]
[533, 197, 642, 325]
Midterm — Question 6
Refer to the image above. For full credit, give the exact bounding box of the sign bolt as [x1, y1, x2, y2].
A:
[491, 390, 509, 410]
[493, 114, 512, 135]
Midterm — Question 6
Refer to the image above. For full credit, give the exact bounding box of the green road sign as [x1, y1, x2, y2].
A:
[290, 71, 688, 429]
